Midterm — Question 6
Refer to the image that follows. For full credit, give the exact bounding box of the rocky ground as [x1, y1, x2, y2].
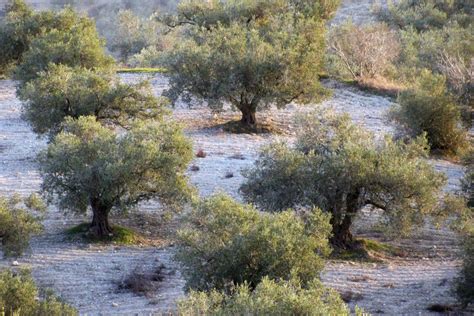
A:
[0, 70, 468, 315]
[0, 0, 471, 315]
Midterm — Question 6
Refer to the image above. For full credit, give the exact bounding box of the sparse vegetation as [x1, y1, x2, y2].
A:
[177, 277, 349, 316]
[65, 223, 143, 245]
[328, 21, 401, 88]
[39, 116, 193, 238]
[118, 264, 166, 297]
[0, 194, 45, 258]
[176, 194, 332, 291]
[11, 6, 114, 85]
[0, 268, 77, 316]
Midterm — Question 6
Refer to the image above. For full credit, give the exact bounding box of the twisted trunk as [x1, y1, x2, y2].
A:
[330, 189, 361, 249]
[90, 198, 113, 237]
[240, 105, 257, 126]
[330, 214, 354, 249]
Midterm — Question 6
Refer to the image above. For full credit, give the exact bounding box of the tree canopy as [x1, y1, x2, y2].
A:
[160, 0, 339, 127]
[241, 109, 447, 248]
[2, 2, 114, 84]
[19, 64, 167, 138]
[39, 116, 193, 237]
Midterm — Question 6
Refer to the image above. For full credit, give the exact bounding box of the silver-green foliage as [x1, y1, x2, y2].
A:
[11, 6, 113, 84]
[19, 64, 167, 138]
[38, 116, 193, 236]
[177, 277, 349, 316]
[176, 194, 332, 291]
[0, 194, 45, 258]
[160, 0, 337, 125]
[390, 70, 468, 155]
[241, 109, 446, 247]
[0, 269, 77, 316]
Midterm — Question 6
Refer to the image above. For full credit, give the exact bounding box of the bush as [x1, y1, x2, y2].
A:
[175, 194, 332, 292]
[455, 231, 474, 307]
[0, 269, 77, 316]
[327, 21, 400, 84]
[462, 148, 474, 207]
[390, 70, 468, 155]
[397, 24, 473, 103]
[177, 277, 349, 316]
[0, 194, 44, 258]
[379, 0, 473, 31]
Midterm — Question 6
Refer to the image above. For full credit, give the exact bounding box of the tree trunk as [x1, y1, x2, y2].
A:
[240, 106, 257, 126]
[90, 199, 113, 237]
[330, 214, 354, 249]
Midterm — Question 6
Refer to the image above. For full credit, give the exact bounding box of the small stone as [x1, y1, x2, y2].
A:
[112, 302, 119, 307]
[12, 260, 19, 266]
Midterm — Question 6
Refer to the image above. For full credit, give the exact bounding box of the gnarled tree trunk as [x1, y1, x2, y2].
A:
[90, 198, 113, 237]
[330, 214, 354, 249]
[330, 189, 361, 249]
[238, 103, 257, 126]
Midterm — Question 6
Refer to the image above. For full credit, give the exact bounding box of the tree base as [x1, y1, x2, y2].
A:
[220, 120, 280, 134]
[65, 223, 141, 245]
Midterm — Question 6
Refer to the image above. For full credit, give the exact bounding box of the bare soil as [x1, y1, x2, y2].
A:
[0, 1, 471, 314]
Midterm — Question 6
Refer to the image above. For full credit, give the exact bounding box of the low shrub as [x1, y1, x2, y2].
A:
[118, 264, 166, 297]
[455, 232, 474, 307]
[177, 277, 349, 316]
[0, 268, 77, 316]
[0, 194, 45, 257]
[175, 194, 332, 292]
[390, 70, 467, 156]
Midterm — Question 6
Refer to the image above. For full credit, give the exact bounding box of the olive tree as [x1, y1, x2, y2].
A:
[160, 0, 338, 127]
[19, 64, 166, 138]
[39, 116, 193, 237]
[241, 109, 446, 248]
[13, 7, 113, 84]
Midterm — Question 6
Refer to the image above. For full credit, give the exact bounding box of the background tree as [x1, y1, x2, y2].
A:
[241, 109, 446, 248]
[109, 10, 163, 63]
[19, 64, 167, 138]
[0, 0, 36, 76]
[390, 70, 468, 155]
[39, 116, 193, 237]
[13, 7, 113, 84]
[0, 194, 45, 258]
[327, 21, 401, 85]
[159, 0, 338, 127]
[176, 194, 331, 291]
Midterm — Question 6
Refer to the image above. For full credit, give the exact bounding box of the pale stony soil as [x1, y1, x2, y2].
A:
[0, 0, 471, 315]
[0, 72, 468, 315]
